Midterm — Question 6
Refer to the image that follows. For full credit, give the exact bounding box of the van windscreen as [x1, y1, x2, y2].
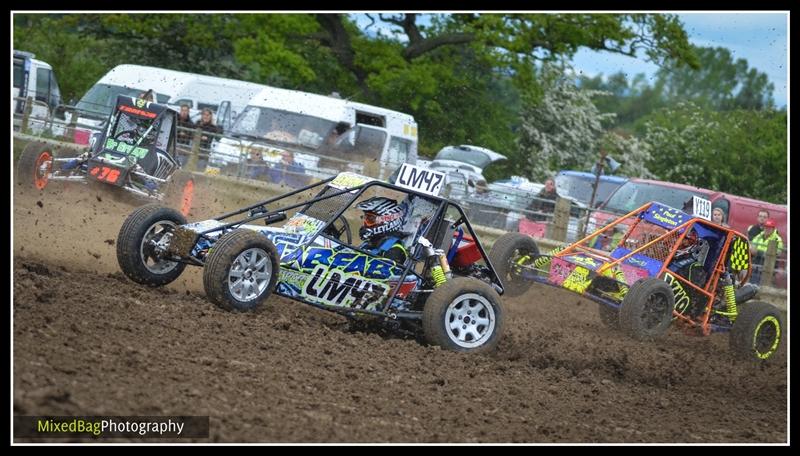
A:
[604, 181, 705, 214]
[230, 106, 337, 150]
[77, 84, 169, 117]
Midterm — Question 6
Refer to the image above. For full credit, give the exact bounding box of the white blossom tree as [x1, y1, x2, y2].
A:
[516, 65, 654, 181]
[516, 66, 614, 181]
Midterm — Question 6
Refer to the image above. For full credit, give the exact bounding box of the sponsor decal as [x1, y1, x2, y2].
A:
[651, 212, 679, 227]
[104, 138, 149, 159]
[283, 214, 325, 236]
[562, 265, 592, 294]
[626, 256, 648, 268]
[280, 246, 402, 280]
[329, 172, 371, 191]
[664, 273, 691, 315]
[120, 104, 156, 118]
[644, 204, 690, 229]
[619, 263, 651, 284]
[567, 254, 600, 269]
[302, 265, 388, 309]
[548, 258, 575, 285]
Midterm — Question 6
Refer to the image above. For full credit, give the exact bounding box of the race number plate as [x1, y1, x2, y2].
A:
[394, 163, 446, 196]
[692, 196, 712, 221]
[87, 163, 127, 186]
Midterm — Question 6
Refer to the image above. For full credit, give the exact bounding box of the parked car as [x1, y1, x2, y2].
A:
[555, 170, 628, 208]
[428, 145, 506, 185]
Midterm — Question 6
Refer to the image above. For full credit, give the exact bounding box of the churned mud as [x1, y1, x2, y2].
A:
[13, 180, 787, 443]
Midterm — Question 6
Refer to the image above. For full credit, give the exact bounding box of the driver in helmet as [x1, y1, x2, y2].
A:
[668, 228, 710, 285]
[356, 197, 410, 265]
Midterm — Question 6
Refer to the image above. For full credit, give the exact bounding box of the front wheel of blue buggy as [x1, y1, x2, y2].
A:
[203, 229, 280, 312]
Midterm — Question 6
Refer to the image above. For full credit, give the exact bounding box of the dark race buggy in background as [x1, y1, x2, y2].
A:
[116, 164, 508, 353]
[490, 201, 784, 362]
[17, 95, 194, 215]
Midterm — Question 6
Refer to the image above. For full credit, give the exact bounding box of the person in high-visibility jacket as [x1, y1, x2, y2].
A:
[749, 219, 784, 285]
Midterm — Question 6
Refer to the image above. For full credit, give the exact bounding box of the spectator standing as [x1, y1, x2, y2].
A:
[176, 104, 195, 146]
[526, 177, 559, 222]
[194, 108, 223, 170]
[267, 151, 307, 189]
[749, 219, 784, 285]
[747, 209, 770, 240]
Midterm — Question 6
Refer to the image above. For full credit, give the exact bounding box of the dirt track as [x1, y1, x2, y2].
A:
[12, 180, 788, 443]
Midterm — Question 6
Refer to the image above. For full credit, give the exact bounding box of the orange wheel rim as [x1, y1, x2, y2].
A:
[180, 179, 194, 217]
[34, 151, 52, 190]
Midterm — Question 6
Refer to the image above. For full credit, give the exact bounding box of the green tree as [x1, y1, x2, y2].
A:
[516, 65, 616, 181]
[656, 45, 775, 110]
[13, 12, 700, 182]
[642, 102, 786, 203]
[579, 71, 666, 131]
[14, 16, 119, 102]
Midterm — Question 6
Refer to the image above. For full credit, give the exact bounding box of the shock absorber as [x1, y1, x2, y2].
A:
[722, 272, 737, 321]
[419, 235, 450, 287]
[431, 264, 447, 287]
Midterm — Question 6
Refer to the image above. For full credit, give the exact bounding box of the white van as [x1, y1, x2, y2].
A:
[13, 50, 62, 133]
[69, 64, 267, 142]
[210, 86, 418, 179]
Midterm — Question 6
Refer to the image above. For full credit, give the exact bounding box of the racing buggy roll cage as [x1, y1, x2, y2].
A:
[168, 175, 506, 320]
[32, 96, 180, 196]
[548, 202, 753, 334]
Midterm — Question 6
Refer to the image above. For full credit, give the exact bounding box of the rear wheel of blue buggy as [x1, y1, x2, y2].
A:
[422, 277, 504, 353]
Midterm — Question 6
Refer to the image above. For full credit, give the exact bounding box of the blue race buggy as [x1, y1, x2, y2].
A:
[116, 165, 507, 353]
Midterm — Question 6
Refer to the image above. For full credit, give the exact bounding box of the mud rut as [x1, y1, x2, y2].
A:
[12, 181, 787, 443]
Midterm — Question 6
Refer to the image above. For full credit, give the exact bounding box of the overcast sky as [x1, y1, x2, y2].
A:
[569, 12, 788, 107]
[352, 12, 788, 108]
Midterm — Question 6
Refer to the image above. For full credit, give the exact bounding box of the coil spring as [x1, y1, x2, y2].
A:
[723, 284, 737, 320]
[533, 245, 564, 269]
[431, 265, 446, 287]
[613, 268, 629, 297]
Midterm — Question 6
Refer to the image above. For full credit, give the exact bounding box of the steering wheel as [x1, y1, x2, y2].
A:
[324, 215, 352, 245]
